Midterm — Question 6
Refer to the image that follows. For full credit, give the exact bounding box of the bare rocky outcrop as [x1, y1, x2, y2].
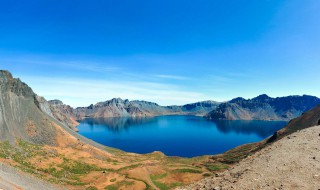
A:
[48, 99, 79, 131]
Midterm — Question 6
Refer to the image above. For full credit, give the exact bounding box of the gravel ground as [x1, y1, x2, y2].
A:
[0, 163, 64, 190]
[178, 125, 320, 190]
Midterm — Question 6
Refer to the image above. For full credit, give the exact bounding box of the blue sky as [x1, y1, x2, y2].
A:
[1, 0, 320, 107]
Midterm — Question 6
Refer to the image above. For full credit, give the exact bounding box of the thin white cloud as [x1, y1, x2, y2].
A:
[62, 62, 120, 72]
[1, 57, 120, 73]
[153, 74, 188, 80]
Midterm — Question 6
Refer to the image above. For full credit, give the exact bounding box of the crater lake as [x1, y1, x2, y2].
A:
[77, 115, 286, 157]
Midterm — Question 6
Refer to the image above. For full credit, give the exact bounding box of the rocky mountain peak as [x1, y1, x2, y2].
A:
[112, 98, 124, 103]
[252, 94, 271, 101]
[0, 70, 35, 97]
[48, 99, 64, 105]
[0, 70, 13, 82]
[229, 97, 246, 103]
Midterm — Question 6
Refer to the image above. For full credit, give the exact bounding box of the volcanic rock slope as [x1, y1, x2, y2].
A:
[205, 94, 320, 121]
[0, 70, 58, 145]
[0, 70, 109, 147]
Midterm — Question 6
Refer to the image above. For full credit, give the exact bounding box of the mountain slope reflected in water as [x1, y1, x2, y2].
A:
[213, 120, 287, 138]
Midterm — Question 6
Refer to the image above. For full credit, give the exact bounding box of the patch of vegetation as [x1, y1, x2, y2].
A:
[126, 175, 152, 190]
[151, 180, 169, 190]
[105, 186, 117, 190]
[220, 143, 262, 163]
[0, 140, 105, 186]
[110, 178, 116, 182]
[151, 173, 167, 180]
[205, 163, 229, 172]
[105, 180, 134, 190]
[150, 174, 169, 190]
[172, 168, 202, 174]
[86, 186, 98, 190]
[202, 173, 211, 177]
[165, 155, 206, 165]
[59, 158, 100, 174]
[170, 182, 184, 188]
[117, 164, 142, 172]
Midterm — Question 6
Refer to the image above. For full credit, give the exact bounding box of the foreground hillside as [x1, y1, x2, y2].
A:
[178, 125, 320, 190]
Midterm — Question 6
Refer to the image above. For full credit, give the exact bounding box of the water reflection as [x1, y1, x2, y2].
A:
[79, 117, 157, 132]
[212, 120, 286, 138]
[79, 116, 286, 138]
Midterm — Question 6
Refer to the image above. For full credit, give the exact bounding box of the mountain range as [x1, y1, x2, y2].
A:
[205, 94, 320, 121]
[47, 94, 320, 131]
[48, 98, 220, 130]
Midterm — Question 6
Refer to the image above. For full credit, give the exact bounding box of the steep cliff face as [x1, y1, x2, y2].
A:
[48, 100, 79, 131]
[0, 70, 57, 145]
[205, 94, 320, 121]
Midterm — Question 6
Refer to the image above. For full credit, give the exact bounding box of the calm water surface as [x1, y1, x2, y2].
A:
[77, 115, 286, 157]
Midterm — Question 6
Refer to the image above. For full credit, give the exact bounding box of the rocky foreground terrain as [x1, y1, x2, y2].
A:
[178, 125, 320, 190]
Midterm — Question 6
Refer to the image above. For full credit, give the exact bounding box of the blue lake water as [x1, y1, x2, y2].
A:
[77, 115, 286, 157]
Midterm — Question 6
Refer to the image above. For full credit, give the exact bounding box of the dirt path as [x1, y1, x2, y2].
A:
[0, 163, 63, 190]
[178, 125, 320, 190]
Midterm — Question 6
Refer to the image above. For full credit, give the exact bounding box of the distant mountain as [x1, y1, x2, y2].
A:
[167, 100, 220, 116]
[205, 94, 320, 121]
[74, 98, 170, 119]
[73, 99, 220, 120]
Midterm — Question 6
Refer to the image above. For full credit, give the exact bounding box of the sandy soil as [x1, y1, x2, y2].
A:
[178, 125, 320, 190]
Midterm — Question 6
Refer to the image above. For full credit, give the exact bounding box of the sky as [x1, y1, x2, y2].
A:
[1, 0, 320, 107]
